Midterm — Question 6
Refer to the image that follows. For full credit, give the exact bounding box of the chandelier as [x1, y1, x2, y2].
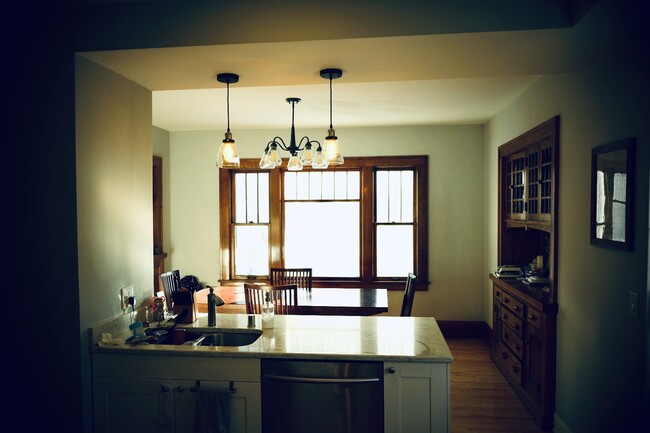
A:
[259, 68, 343, 171]
[216, 72, 240, 168]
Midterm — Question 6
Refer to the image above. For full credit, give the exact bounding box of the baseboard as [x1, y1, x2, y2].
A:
[437, 320, 491, 340]
[553, 413, 573, 433]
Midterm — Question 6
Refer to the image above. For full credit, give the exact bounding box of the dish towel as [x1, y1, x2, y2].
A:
[194, 388, 231, 433]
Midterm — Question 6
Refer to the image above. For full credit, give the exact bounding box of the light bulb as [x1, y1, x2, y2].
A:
[287, 154, 303, 171]
[300, 145, 314, 165]
[267, 145, 282, 167]
[311, 147, 329, 169]
[218, 135, 240, 168]
[259, 149, 272, 169]
[325, 137, 343, 165]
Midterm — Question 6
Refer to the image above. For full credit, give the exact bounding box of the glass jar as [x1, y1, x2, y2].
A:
[262, 290, 274, 329]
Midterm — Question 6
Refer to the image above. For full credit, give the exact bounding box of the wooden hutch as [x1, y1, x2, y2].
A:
[490, 116, 559, 430]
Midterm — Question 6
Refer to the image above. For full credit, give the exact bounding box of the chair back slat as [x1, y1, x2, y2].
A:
[400, 273, 417, 317]
[244, 283, 298, 315]
[159, 270, 181, 312]
[270, 268, 312, 290]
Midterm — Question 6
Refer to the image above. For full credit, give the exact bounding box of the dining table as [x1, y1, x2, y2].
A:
[194, 285, 388, 316]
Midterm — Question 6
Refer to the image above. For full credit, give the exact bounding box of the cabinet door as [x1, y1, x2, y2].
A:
[384, 362, 450, 433]
[174, 380, 261, 433]
[93, 377, 175, 433]
[492, 292, 502, 352]
[526, 141, 553, 223]
[504, 153, 527, 221]
[523, 323, 543, 405]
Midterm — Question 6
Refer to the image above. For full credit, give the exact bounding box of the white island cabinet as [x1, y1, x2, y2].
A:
[91, 314, 452, 433]
[384, 361, 450, 433]
[92, 354, 261, 433]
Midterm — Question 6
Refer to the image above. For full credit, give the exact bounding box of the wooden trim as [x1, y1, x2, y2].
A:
[152, 156, 163, 254]
[219, 156, 429, 286]
[219, 168, 232, 279]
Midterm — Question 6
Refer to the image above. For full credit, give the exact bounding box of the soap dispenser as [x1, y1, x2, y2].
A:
[207, 286, 217, 326]
[262, 290, 274, 329]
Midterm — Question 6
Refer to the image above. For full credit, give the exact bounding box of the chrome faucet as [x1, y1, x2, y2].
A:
[206, 285, 225, 326]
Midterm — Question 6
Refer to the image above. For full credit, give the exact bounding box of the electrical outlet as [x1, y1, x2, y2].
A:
[629, 291, 638, 317]
[120, 286, 134, 310]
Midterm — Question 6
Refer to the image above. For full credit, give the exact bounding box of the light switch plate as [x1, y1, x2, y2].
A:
[628, 291, 638, 317]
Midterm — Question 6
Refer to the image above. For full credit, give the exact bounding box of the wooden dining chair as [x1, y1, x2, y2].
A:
[159, 270, 181, 312]
[244, 283, 298, 315]
[400, 273, 417, 317]
[270, 268, 312, 291]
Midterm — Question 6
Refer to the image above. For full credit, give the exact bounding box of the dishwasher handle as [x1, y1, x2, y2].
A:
[265, 374, 380, 384]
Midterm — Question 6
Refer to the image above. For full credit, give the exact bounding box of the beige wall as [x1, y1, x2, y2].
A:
[168, 125, 485, 319]
[76, 56, 153, 320]
[484, 56, 649, 433]
[153, 126, 171, 270]
[75, 56, 153, 428]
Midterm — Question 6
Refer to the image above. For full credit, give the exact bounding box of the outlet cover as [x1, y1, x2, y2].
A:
[120, 286, 134, 310]
[629, 291, 638, 317]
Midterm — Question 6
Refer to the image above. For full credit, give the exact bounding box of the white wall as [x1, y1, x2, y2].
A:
[75, 55, 153, 432]
[153, 126, 171, 269]
[484, 43, 649, 433]
[484, 2, 649, 430]
[168, 125, 485, 319]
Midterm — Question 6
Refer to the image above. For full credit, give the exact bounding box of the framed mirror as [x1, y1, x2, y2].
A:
[590, 137, 635, 251]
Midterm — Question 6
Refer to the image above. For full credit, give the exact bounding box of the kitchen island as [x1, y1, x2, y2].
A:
[91, 314, 452, 433]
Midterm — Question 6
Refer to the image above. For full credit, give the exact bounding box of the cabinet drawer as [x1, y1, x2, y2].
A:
[501, 326, 523, 359]
[527, 306, 542, 329]
[496, 342, 522, 385]
[493, 285, 503, 302]
[501, 291, 524, 318]
[499, 308, 523, 337]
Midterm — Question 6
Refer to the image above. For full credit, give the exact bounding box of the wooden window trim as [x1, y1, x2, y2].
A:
[219, 156, 428, 290]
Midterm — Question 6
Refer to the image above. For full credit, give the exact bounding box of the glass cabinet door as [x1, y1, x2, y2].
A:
[505, 152, 527, 221]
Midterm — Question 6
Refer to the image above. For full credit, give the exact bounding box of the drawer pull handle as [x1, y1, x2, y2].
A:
[501, 352, 508, 359]
[513, 366, 520, 373]
[528, 314, 537, 321]
[512, 305, 519, 311]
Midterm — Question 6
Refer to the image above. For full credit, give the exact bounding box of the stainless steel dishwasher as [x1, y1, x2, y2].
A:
[262, 359, 384, 433]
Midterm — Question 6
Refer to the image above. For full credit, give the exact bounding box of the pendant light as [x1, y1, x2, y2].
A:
[320, 68, 344, 165]
[216, 73, 240, 168]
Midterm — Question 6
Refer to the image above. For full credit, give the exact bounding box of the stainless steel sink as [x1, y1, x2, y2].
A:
[164, 329, 263, 346]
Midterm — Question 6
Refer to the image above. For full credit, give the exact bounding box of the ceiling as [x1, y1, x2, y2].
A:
[78, 1, 601, 131]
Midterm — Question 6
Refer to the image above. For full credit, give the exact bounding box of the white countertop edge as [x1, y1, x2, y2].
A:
[91, 313, 453, 363]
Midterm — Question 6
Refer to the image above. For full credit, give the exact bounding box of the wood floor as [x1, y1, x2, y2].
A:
[447, 338, 549, 433]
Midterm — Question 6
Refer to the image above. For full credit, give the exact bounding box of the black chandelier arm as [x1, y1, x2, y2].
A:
[297, 136, 313, 150]
[270, 137, 287, 150]
[310, 140, 323, 151]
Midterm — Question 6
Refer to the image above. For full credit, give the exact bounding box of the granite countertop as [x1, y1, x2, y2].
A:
[92, 313, 453, 363]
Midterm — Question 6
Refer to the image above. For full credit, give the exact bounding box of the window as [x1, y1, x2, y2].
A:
[375, 170, 414, 277]
[219, 156, 428, 289]
[232, 172, 270, 276]
[284, 171, 360, 277]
